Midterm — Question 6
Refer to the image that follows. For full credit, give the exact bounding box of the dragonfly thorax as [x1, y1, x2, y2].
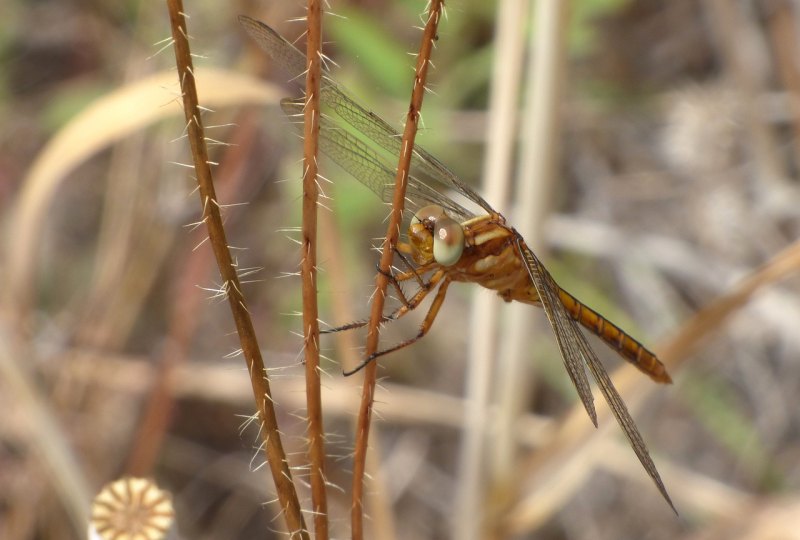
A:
[408, 205, 465, 267]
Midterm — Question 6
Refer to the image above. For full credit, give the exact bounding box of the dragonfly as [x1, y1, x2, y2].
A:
[240, 15, 676, 512]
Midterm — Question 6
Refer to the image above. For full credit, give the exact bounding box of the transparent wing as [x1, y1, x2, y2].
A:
[280, 98, 472, 220]
[514, 238, 597, 427]
[514, 237, 675, 512]
[240, 15, 493, 222]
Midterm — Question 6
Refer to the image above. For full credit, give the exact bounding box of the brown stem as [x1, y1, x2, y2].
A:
[302, 1, 329, 538]
[124, 108, 261, 475]
[350, 2, 446, 538]
[165, 2, 308, 537]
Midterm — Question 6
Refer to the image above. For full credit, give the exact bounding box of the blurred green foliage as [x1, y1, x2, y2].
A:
[569, 0, 631, 54]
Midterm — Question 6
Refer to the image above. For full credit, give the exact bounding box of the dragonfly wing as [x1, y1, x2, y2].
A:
[580, 333, 677, 512]
[281, 98, 395, 197]
[514, 238, 596, 426]
[515, 238, 675, 512]
[241, 16, 489, 222]
[240, 16, 307, 81]
[321, 83, 494, 217]
[320, 79, 496, 221]
[280, 99, 474, 221]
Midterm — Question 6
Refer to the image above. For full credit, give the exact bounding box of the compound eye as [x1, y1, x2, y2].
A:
[411, 204, 446, 228]
[432, 215, 465, 266]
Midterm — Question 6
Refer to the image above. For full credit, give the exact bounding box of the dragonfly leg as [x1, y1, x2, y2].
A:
[343, 275, 451, 376]
[320, 267, 443, 335]
[395, 242, 428, 289]
[379, 255, 437, 308]
[377, 262, 413, 308]
[376, 243, 431, 307]
[383, 267, 445, 321]
[321, 319, 373, 334]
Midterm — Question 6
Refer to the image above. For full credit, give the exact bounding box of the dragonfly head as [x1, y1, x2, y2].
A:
[409, 205, 465, 267]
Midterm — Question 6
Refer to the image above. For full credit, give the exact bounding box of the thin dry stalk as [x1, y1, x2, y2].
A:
[165, 2, 308, 537]
[7, 68, 278, 340]
[489, 0, 570, 535]
[125, 113, 261, 475]
[658, 238, 800, 369]
[0, 335, 91, 536]
[351, 1, 446, 537]
[317, 198, 398, 538]
[301, 0, 329, 537]
[457, 0, 527, 536]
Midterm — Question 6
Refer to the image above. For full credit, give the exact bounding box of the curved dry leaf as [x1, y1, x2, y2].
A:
[7, 68, 282, 319]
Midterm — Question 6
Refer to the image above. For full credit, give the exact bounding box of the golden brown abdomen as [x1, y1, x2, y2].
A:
[557, 288, 672, 383]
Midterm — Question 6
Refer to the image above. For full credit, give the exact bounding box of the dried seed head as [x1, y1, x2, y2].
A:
[89, 477, 174, 540]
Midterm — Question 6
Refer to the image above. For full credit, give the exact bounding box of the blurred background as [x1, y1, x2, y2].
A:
[4, 0, 800, 538]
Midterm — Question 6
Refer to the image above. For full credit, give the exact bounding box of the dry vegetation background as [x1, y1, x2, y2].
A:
[4, 0, 800, 538]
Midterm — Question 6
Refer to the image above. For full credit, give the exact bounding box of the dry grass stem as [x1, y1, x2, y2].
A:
[125, 114, 261, 474]
[0, 335, 91, 536]
[351, 1, 446, 537]
[166, 1, 307, 537]
[457, 0, 527, 535]
[300, 0, 329, 537]
[659, 238, 800, 369]
[488, 1, 570, 534]
[10, 1, 800, 537]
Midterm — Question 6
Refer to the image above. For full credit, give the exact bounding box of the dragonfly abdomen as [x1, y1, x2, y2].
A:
[557, 289, 672, 384]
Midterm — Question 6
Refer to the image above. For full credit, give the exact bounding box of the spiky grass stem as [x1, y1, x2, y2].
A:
[301, 1, 329, 538]
[166, 2, 308, 537]
[350, 1, 446, 537]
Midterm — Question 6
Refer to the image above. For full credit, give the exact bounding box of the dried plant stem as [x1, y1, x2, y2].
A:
[166, 2, 307, 537]
[457, 0, 527, 536]
[301, 0, 329, 538]
[0, 335, 91, 536]
[658, 238, 800, 369]
[125, 113, 259, 474]
[351, 2, 445, 537]
[490, 0, 569, 531]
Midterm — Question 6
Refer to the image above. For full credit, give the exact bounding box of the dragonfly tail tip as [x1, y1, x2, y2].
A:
[657, 371, 673, 384]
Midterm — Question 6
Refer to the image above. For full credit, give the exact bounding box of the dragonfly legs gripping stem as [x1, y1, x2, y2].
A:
[318, 270, 437, 334]
[321, 245, 450, 375]
[320, 247, 436, 334]
[388, 246, 429, 296]
[342, 273, 451, 376]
